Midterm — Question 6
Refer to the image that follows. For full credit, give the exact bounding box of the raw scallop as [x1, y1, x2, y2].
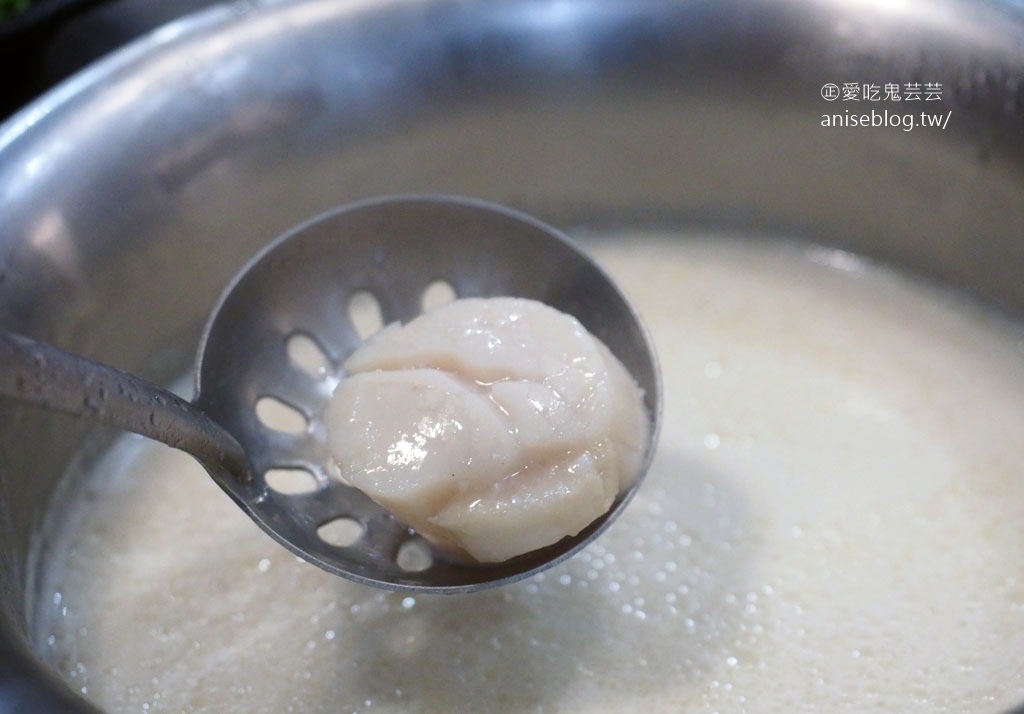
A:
[326, 297, 649, 563]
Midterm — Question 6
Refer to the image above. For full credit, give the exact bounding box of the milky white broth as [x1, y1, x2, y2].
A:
[32, 234, 1024, 713]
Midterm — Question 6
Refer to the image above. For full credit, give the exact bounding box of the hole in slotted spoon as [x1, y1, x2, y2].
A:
[396, 537, 433, 572]
[420, 279, 457, 312]
[317, 517, 365, 547]
[287, 333, 331, 378]
[348, 290, 384, 339]
[265, 467, 319, 495]
[255, 396, 307, 434]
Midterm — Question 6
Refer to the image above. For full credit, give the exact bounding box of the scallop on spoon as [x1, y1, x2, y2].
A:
[0, 195, 661, 593]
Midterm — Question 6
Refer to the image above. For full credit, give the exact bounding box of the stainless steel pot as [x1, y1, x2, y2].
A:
[1, 0, 1023, 711]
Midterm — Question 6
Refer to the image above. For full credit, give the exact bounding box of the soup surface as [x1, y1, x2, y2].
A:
[33, 235, 1024, 713]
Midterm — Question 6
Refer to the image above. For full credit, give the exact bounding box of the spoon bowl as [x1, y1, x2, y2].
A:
[2, 195, 661, 593]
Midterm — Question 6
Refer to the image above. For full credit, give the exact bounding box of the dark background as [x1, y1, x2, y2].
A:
[2, 0, 219, 120]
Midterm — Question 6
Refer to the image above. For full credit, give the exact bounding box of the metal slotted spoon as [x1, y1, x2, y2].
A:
[0, 195, 661, 594]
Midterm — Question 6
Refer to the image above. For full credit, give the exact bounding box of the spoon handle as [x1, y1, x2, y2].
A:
[0, 330, 250, 482]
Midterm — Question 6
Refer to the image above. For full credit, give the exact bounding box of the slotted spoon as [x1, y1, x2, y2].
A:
[0, 195, 661, 594]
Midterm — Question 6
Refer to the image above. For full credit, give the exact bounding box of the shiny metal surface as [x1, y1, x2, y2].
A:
[0, 0, 1023, 711]
[0, 330, 249, 481]
[197, 195, 660, 592]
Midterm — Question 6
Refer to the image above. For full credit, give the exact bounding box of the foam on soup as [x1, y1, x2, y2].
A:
[32, 235, 1024, 713]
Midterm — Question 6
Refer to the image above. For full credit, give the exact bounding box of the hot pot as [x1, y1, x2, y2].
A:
[1, 0, 1023, 711]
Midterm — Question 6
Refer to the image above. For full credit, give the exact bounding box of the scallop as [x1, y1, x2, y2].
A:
[326, 297, 649, 563]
